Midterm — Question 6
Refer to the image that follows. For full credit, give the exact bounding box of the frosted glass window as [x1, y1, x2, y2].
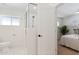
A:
[0, 16, 11, 25]
[0, 16, 20, 26]
[12, 17, 20, 26]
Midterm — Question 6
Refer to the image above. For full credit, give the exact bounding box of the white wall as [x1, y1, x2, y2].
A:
[63, 14, 79, 34]
[0, 9, 26, 49]
[57, 17, 63, 39]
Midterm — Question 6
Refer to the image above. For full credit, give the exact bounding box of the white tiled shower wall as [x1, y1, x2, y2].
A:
[0, 9, 27, 54]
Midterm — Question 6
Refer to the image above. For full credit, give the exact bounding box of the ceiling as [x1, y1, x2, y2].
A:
[56, 3, 79, 18]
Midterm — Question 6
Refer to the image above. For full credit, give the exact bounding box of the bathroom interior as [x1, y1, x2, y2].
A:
[0, 3, 57, 55]
[0, 3, 34, 55]
[0, 3, 39, 55]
